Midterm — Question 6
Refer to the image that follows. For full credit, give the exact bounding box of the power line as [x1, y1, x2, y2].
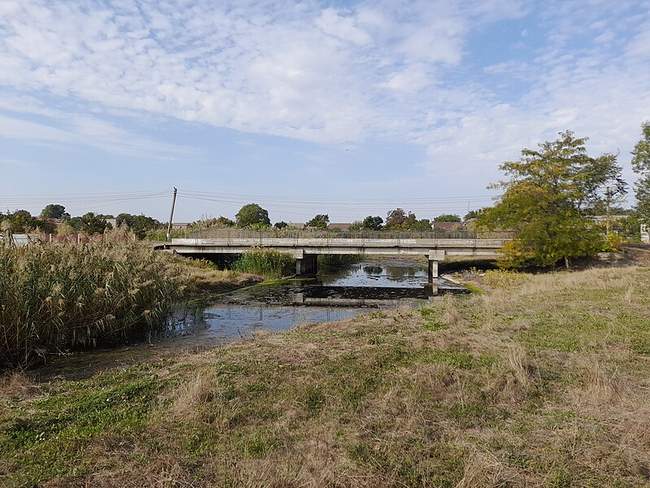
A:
[180, 188, 498, 201]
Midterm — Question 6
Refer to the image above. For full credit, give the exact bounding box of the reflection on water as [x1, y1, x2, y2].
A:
[169, 305, 362, 342]
[320, 260, 427, 288]
[167, 258, 467, 345]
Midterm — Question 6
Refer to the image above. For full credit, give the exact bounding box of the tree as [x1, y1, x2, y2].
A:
[361, 216, 383, 230]
[406, 217, 432, 231]
[214, 216, 235, 228]
[77, 212, 111, 235]
[40, 204, 68, 219]
[385, 208, 407, 229]
[632, 122, 650, 223]
[33, 219, 56, 234]
[235, 203, 270, 228]
[434, 214, 461, 222]
[274, 221, 288, 229]
[479, 131, 626, 268]
[305, 214, 329, 229]
[11, 210, 35, 232]
[463, 209, 484, 221]
[385, 208, 431, 231]
[116, 213, 162, 239]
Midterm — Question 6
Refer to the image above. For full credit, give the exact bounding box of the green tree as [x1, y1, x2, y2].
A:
[235, 203, 270, 228]
[40, 204, 68, 219]
[406, 217, 432, 231]
[116, 213, 162, 239]
[463, 209, 484, 221]
[385, 208, 431, 231]
[305, 214, 329, 229]
[7, 210, 35, 233]
[434, 214, 461, 222]
[632, 122, 650, 223]
[361, 216, 383, 230]
[78, 212, 111, 235]
[33, 219, 56, 234]
[214, 216, 235, 228]
[385, 208, 407, 229]
[479, 131, 626, 268]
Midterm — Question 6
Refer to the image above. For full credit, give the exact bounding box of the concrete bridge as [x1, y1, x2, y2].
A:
[164, 236, 507, 282]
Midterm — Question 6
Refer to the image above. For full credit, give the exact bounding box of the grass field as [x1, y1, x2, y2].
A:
[1, 266, 649, 487]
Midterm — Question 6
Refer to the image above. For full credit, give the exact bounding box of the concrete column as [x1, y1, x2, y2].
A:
[428, 250, 446, 281]
[428, 259, 439, 281]
[295, 254, 318, 276]
[427, 250, 446, 295]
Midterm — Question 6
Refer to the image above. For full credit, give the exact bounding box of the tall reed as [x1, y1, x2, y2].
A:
[233, 249, 294, 278]
[0, 242, 183, 368]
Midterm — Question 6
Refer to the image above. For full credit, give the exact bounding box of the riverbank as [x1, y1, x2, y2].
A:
[2, 266, 649, 486]
[171, 254, 262, 295]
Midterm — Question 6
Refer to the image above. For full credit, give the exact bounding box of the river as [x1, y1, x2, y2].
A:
[167, 257, 467, 345]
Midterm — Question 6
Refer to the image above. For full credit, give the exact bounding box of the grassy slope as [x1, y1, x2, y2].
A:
[2, 267, 650, 487]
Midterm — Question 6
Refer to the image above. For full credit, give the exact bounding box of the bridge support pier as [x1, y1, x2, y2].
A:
[428, 260, 439, 281]
[428, 250, 446, 291]
[296, 254, 318, 276]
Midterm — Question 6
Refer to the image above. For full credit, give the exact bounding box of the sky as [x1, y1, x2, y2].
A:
[1, 0, 649, 223]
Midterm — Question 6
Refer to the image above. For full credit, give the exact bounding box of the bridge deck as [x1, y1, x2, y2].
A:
[167, 237, 507, 259]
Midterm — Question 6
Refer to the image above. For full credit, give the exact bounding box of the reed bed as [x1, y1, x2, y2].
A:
[233, 248, 295, 278]
[0, 242, 183, 368]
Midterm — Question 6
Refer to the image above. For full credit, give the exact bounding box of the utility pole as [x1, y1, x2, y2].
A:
[605, 186, 612, 234]
[166, 187, 178, 241]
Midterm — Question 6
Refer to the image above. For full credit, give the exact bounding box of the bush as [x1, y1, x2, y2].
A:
[601, 232, 624, 252]
[233, 249, 294, 278]
[0, 242, 183, 368]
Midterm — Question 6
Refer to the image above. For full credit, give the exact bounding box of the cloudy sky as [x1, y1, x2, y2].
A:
[1, 0, 649, 223]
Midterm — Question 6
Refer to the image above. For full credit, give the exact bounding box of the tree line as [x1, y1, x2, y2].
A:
[0, 206, 162, 239]
[188, 204, 468, 232]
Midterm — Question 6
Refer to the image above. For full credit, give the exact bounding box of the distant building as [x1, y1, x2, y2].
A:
[328, 223, 352, 231]
[0, 234, 36, 246]
[171, 222, 191, 229]
[589, 215, 629, 223]
[432, 221, 463, 233]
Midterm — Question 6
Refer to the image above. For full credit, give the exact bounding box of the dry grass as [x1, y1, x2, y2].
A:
[2, 266, 650, 487]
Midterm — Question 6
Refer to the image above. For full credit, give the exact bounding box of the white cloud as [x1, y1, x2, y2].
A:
[418, 3, 650, 187]
[382, 64, 433, 93]
[0, 110, 196, 159]
[315, 8, 371, 46]
[0, 0, 484, 146]
[0, 0, 648, 184]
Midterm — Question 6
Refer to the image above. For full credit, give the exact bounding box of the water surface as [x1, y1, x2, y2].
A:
[167, 257, 466, 345]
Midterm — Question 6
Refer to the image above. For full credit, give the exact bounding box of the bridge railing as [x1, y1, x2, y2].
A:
[175, 228, 514, 240]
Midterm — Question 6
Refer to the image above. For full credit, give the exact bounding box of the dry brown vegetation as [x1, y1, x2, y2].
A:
[1, 266, 650, 487]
